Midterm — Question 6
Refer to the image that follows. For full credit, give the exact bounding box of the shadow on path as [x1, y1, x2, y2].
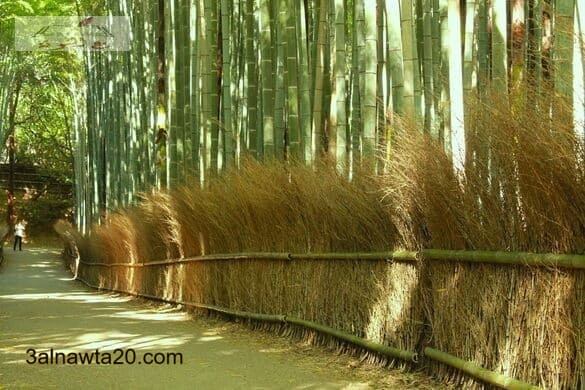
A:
[0, 247, 378, 389]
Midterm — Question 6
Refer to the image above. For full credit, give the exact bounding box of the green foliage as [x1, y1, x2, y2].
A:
[0, 0, 75, 18]
[0, 0, 85, 231]
[18, 195, 72, 235]
[13, 54, 78, 182]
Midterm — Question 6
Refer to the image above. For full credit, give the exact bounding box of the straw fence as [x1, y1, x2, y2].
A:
[56, 93, 585, 389]
[57, 227, 582, 389]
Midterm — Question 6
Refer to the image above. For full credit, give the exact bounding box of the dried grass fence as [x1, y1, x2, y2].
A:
[57, 91, 585, 389]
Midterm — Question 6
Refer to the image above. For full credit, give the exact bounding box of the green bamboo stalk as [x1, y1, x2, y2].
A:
[311, 0, 328, 158]
[424, 348, 540, 390]
[356, 0, 366, 163]
[209, 0, 220, 174]
[259, 0, 275, 160]
[245, 0, 259, 158]
[476, 0, 488, 92]
[463, 0, 477, 93]
[199, 0, 212, 181]
[555, 0, 575, 99]
[575, 0, 585, 145]
[349, 0, 362, 174]
[84, 52, 97, 223]
[106, 50, 118, 208]
[439, 0, 450, 148]
[422, 0, 435, 134]
[362, 0, 377, 163]
[306, 0, 315, 73]
[334, 0, 347, 172]
[174, 0, 186, 182]
[190, 0, 201, 180]
[321, 0, 335, 156]
[310, 0, 320, 97]
[431, 0, 442, 140]
[329, 0, 339, 162]
[400, 0, 417, 120]
[448, 0, 466, 175]
[221, 0, 235, 166]
[526, 0, 542, 94]
[283, 0, 301, 160]
[273, 10, 286, 160]
[297, 0, 313, 164]
[492, 0, 508, 93]
[376, 0, 387, 170]
[133, 3, 146, 191]
[181, 0, 192, 176]
[387, 0, 404, 116]
[234, 1, 245, 167]
[165, 0, 178, 187]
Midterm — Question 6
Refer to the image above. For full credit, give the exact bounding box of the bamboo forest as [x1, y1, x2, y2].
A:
[1, 0, 584, 389]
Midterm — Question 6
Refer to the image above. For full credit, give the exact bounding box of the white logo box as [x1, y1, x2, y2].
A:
[15, 16, 131, 51]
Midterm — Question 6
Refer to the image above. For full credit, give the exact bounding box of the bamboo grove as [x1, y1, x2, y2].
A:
[71, 0, 585, 231]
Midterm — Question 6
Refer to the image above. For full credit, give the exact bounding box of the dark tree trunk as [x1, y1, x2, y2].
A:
[6, 76, 22, 228]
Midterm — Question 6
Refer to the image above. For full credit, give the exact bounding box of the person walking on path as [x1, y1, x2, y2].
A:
[13, 221, 25, 251]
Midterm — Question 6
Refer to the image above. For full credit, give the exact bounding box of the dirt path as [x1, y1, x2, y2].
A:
[0, 247, 440, 389]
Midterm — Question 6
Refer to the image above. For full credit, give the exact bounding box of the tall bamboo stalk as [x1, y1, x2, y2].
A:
[401, 0, 417, 120]
[221, 0, 235, 166]
[492, 0, 508, 93]
[463, 0, 477, 93]
[297, 0, 313, 163]
[439, 0, 450, 147]
[448, 0, 465, 175]
[209, 0, 220, 174]
[245, 0, 259, 158]
[574, 1, 585, 146]
[335, 0, 347, 171]
[422, 0, 435, 134]
[259, 0, 275, 160]
[387, 0, 404, 117]
[555, 1, 575, 97]
[350, 0, 362, 173]
[311, 0, 329, 158]
[273, 0, 286, 159]
[284, 0, 301, 160]
[362, 0, 377, 162]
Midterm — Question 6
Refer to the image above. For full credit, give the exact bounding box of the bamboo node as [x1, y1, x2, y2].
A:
[412, 352, 419, 364]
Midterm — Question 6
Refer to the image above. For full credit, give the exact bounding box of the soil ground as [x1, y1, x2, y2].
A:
[0, 247, 445, 389]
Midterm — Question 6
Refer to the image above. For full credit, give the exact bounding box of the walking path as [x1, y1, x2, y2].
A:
[0, 247, 439, 389]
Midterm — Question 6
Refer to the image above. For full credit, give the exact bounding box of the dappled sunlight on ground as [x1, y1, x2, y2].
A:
[198, 335, 224, 342]
[0, 291, 133, 304]
[0, 247, 421, 389]
[27, 263, 53, 268]
[107, 308, 190, 322]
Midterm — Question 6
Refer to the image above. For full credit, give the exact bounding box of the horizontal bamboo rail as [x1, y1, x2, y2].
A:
[286, 316, 417, 362]
[68, 244, 561, 388]
[79, 249, 585, 269]
[74, 274, 418, 363]
[84, 252, 293, 268]
[424, 348, 541, 390]
[421, 249, 585, 269]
